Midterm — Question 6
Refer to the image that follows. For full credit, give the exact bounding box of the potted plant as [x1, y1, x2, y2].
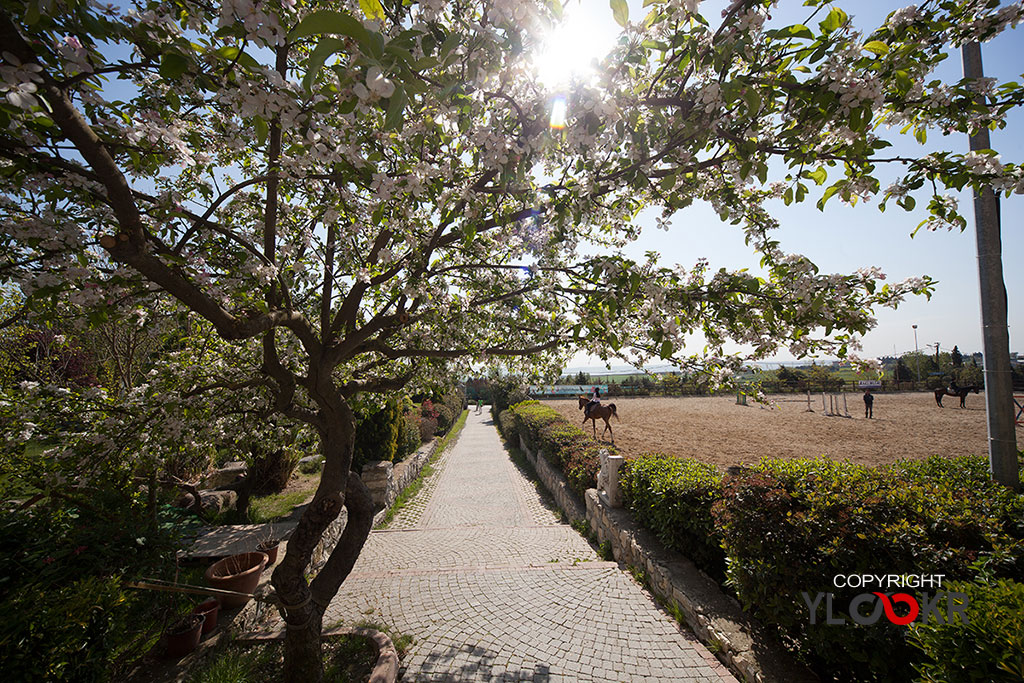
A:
[203, 551, 268, 608]
[256, 538, 281, 565]
[165, 613, 205, 658]
[192, 597, 220, 634]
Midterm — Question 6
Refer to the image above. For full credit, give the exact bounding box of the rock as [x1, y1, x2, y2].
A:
[202, 461, 248, 489]
[174, 489, 238, 514]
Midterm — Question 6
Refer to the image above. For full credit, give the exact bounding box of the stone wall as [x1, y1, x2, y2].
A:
[585, 490, 817, 683]
[517, 435, 586, 523]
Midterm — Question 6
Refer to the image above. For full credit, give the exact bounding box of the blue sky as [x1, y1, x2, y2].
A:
[556, 0, 1023, 367]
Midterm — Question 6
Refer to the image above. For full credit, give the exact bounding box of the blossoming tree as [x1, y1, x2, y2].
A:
[1, 0, 1021, 678]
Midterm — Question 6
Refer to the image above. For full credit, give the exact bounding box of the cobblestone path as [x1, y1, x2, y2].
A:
[325, 411, 735, 682]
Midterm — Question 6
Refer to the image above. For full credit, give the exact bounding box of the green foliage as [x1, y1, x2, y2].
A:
[509, 401, 610, 498]
[910, 577, 1024, 682]
[488, 376, 530, 418]
[248, 489, 311, 523]
[620, 454, 725, 579]
[353, 399, 401, 471]
[497, 409, 518, 443]
[433, 404, 454, 435]
[598, 540, 614, 561]
[396, 411, 421, 460]
[711, 456, 1024, 682]
[249, 446, 301, 495]
[0, 500, 180, 681]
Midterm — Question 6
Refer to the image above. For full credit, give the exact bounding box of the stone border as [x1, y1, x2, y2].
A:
[236, 626, 398, 683]
[511, 435, 817, 683]
[517, 434, 586, 523]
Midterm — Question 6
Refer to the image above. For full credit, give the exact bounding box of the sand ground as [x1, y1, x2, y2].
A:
[545, 392, 1024, 469]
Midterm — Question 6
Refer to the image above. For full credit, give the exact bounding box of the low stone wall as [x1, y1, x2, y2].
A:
[517, 435, 586, 523]
[585, 489, 817, 683]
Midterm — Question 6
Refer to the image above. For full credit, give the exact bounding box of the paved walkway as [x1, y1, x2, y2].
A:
[325, 412, 735, 682]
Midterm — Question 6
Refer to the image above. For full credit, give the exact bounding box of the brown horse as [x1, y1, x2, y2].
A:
[578, 395, 619, 443]
[934, 385, 980, 408]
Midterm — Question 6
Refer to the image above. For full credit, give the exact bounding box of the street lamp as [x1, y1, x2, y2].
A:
[912, 324, 920, 384]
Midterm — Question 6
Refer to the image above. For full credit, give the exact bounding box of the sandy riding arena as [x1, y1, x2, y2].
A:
[544, 392, 1023, 469]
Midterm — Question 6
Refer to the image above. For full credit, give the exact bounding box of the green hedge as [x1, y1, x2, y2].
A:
[497, 409, 518, 443]
[712, 456, 1024, 682]
[620, 454, 725, 579]
[508, 401, 611, 498]
[909, 575, 1024, 682]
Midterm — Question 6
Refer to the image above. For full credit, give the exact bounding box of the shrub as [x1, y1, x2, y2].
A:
[418, 416, 437, 442]
[433, 404, 454, 435]
[508, 401, 609, 498]
[620, 454, 725, 579]
[712, 455, 1024, 682]
[909, 576, 1024, 682]
[489, 375, 530, 418]
[396, 412, 421, 460]
[353, 400, 401, 471]
[497, 409, 517, 443]
[249, 446, 301, 494]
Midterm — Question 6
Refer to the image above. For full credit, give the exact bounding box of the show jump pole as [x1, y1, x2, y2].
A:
[962, 42, 1020, 491]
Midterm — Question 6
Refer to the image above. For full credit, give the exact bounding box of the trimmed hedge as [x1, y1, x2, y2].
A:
[507, 400, 612, 498]
[713, 456, 1024, 682]
[909, 575, 1024, 682]
[620, 454, 725, 579]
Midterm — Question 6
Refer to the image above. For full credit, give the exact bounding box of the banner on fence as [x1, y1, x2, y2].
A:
[857, 380, 882, 389]
[530, 385, 609, 396]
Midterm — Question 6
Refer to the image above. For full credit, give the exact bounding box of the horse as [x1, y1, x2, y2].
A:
[578, 395, 619, 443]
[934, 385, 980, 408]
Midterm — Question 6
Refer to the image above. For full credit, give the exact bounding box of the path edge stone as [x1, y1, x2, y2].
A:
[236, 626, 398, 682]
[508, 432, 817, 683]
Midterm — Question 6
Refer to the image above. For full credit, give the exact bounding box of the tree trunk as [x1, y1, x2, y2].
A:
[271, 399, 376, 682]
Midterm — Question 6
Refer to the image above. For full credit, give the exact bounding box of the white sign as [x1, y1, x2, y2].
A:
[857, 380, 882, 389]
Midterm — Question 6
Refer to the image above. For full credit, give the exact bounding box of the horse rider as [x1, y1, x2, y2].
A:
[585, 386, 601, 418]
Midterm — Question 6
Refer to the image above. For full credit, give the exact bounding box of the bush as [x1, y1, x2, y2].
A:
[909, 576, 1024, 682]
[508, 401, 610, 498]
[249, 446, 301, 494]
[353, 400, 401, 471]
[712, 456, 1024, 682]
[620, 454, 725, 579]
[497, 409, 517, 443]
[418, 416, 437, 442]
[488, 376, 530, 418]
[396, 412, 421, 460]
[433, 404, 454, 435]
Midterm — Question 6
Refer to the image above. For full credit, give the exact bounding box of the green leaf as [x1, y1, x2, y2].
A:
[806, 167, 827, 185]
[358, 0, 385, 20]
[660, 339, 673, 359]
[254, 116, 269, 145]
[610, 0, 629, 27]
[862, 40, 889, 56]
[302, 38, 346, 91]
[777, 24, 814, 40]
[384, 85, 407, 131]
[289, 9, 370, 47]
[159, 53, 189, 80]
[546, 0, 564, 19]
[819, 7, 847, 34]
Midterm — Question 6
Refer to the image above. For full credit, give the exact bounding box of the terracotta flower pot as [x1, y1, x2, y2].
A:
[204, 551, 268, 608]
[256, 540, 280, 566]
[192, 597, 220, 634]
[165, 613, 205, 658]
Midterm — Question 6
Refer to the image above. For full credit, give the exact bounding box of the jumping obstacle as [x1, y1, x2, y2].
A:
[822, 392, 850, 417]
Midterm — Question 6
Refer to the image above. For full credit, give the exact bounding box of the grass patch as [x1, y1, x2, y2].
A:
[248, 490, 311, 523]
[378, 410, 468, 528]
[190, 634, 376, 683]
[351, 620, 415, 658]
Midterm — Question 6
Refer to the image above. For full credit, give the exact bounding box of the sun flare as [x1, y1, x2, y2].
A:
[533, 6, 615, 89]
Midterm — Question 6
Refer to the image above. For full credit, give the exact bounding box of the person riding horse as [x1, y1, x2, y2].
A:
[585, 387, 601, 418]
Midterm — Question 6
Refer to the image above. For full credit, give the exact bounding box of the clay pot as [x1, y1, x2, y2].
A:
[192, 597, 220, 634]
[204, 551, 268, 608]
[256, 540, 280, 566]
[165, 613, 205, 658]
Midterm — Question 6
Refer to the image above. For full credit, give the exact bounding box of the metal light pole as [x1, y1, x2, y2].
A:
[912, 324, 920, 385]
[962, 42, 1020, 490]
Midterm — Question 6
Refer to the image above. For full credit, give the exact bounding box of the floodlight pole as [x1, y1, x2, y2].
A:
[962, 42, 1020, 491]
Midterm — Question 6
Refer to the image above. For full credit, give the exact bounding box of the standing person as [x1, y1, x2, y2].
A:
[475, 396, 483, 414]
[863, 389, 874, 419]
[585, 386, 601, 418]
